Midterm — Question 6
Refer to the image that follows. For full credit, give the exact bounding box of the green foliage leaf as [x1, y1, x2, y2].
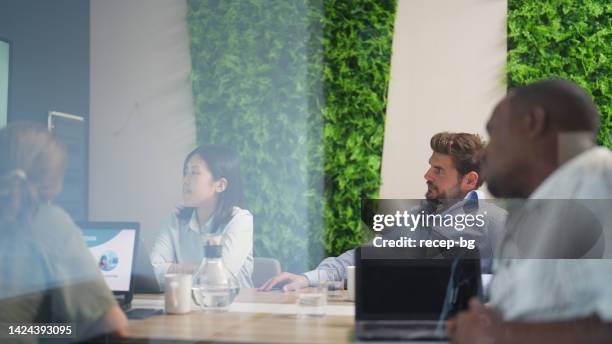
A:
[322, 0, 397, 256]
[508, 0, 612, 148]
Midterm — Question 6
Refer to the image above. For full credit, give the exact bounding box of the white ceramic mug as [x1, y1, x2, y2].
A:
[165, 274, 192, 314]
[346, 266, 355, 301]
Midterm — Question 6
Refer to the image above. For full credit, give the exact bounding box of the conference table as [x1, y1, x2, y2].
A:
[124, 289, 356, 343]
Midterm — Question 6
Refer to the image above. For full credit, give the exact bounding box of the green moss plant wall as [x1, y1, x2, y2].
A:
[508, 0, 611, 147]
[321, 0, 397, 256]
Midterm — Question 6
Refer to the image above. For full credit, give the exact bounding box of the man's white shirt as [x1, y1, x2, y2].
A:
[490, 147, 612, 321]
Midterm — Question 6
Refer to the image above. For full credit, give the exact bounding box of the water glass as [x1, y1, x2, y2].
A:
[318, 267, 344, 298]
[296, 285, 327, 317]
[296, 272, 328, 318]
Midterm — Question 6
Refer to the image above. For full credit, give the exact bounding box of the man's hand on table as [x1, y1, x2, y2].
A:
[448, 298, 501, 344]
[258, 272, 309, 292]
[448, 298, 612, 344]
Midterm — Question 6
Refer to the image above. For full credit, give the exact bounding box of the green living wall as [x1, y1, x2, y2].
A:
[507, 0, 611, 147]
[321, 0, 396, 256]
[186, 0, 396, 270]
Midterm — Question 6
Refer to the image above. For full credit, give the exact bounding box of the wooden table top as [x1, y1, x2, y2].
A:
[126, 289, 356, 343]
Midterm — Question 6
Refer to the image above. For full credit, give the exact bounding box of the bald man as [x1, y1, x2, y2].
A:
[450, 79, 612, 344]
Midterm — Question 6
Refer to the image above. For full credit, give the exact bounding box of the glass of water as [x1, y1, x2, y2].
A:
[296, 284, 327, 317]
[296, 269, 330, 318]
[318, 267, 344, 299]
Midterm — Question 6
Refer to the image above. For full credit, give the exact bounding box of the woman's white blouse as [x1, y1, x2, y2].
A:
[150, 206, 254, 289]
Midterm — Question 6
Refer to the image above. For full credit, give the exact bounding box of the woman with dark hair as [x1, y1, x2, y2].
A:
[0, 122, 127, 341]
[150, 144, 254, 288]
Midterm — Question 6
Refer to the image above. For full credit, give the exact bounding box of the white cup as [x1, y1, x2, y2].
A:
[164, 274, 192, 314]
[347, 266, 355, 301]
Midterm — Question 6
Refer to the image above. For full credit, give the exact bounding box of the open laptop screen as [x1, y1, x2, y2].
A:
[356, 247, 481, 321]
[358, 259, 451, 320]
[78, 222, 138, 293]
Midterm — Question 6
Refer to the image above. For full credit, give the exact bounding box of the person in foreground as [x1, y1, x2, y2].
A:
[449, 79, 612, 344]
[150, 144, 254, 289]
[260, 132, 507, 291]
[0, 122, 127, 342]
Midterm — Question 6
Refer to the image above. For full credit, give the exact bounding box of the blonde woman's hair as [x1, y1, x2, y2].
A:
[0, 122, 66, 226]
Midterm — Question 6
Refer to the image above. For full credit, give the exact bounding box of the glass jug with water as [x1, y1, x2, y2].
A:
[192, 234, 239, 311]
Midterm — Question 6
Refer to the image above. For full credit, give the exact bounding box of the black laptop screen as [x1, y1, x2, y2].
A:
[356, 249, 481, 321]
[359, 260, 450, 320]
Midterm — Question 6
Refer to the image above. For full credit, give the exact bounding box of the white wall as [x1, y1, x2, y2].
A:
[89, 0, 195, 248]
[380, 0, 507, 198]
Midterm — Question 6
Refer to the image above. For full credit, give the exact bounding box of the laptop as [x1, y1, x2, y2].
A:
[78, 221, 163, 319]
[355, 246, 482, 341]
[133, 237, 163, 294]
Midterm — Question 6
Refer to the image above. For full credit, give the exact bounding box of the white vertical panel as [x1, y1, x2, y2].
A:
[380, 0, 507, 198]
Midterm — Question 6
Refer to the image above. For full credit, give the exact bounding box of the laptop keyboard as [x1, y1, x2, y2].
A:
[364, 323, 431, 331]
[358, 321, 447, 341]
